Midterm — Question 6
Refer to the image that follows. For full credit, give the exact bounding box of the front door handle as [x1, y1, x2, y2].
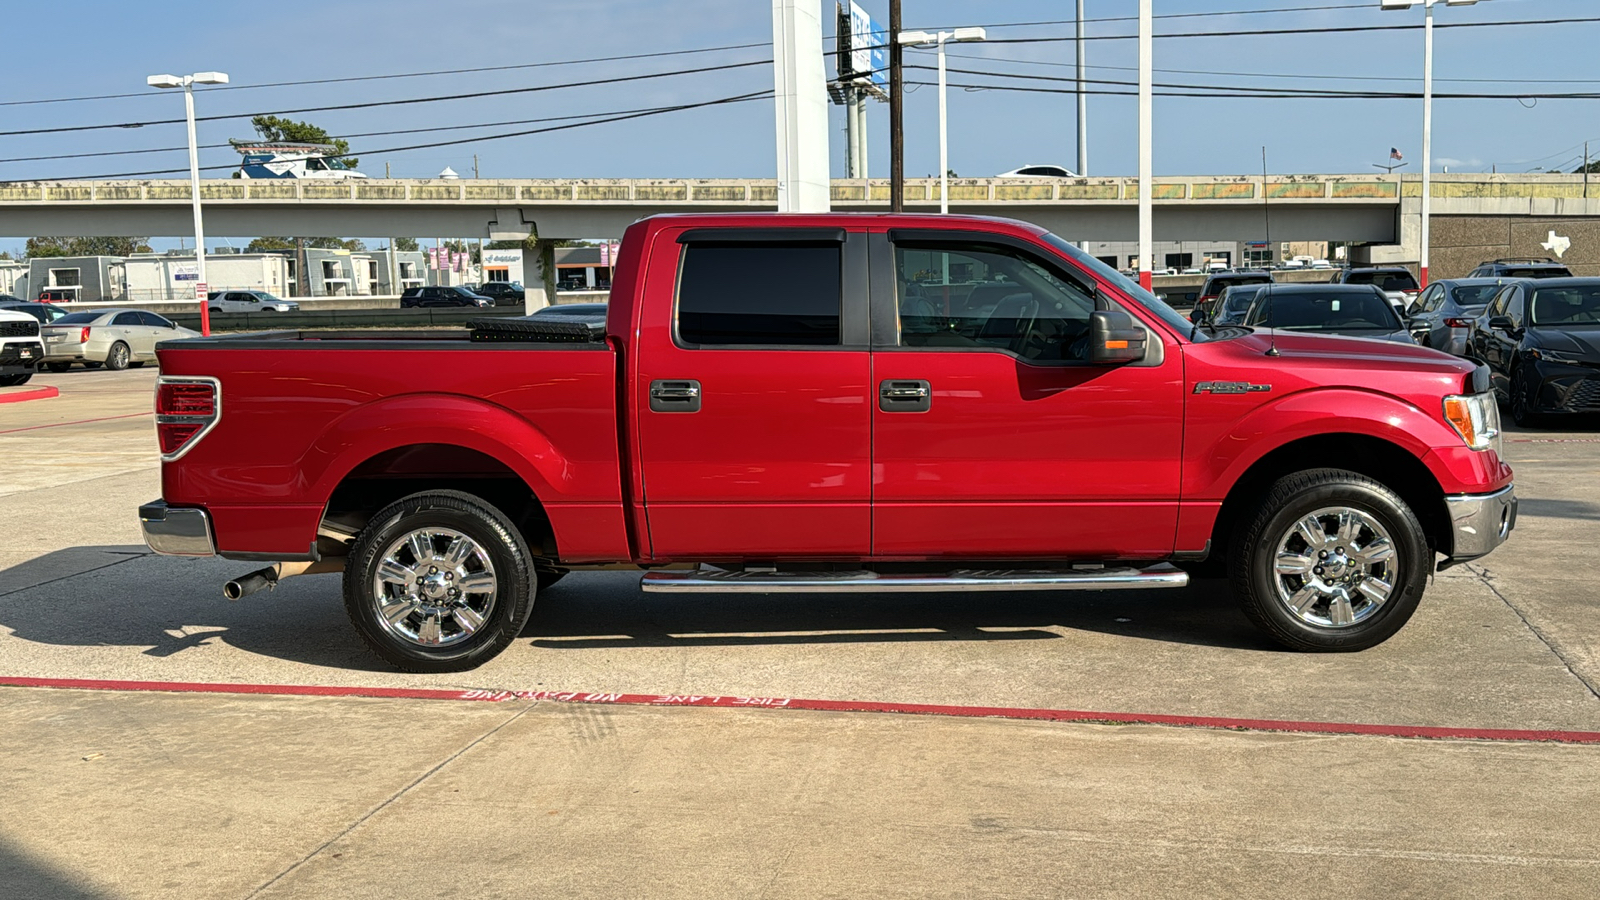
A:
[880, 379, 931, 413]
[649, 379, 701, 413]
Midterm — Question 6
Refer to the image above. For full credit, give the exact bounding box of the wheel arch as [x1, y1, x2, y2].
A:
[1210, 432, 1450, 560]
[320, 442, 559, 563]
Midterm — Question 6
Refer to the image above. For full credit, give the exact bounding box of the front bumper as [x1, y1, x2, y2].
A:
[0, 341, 42, 373]
[1444, 484, 1517, 561]
[1528, 362, 1600, 414]
[140, 500, 216, 557]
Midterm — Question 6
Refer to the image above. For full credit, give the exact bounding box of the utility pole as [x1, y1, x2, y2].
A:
[889, 0, 903, 211]
[1076, 0, 1087, 177]
[1137, 0, 1152, 291]
[1585, 141, 1590, 199]
[473, 154, 480, 179]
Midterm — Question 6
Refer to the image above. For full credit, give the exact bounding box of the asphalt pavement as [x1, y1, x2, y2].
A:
[2, 365, 1598, 898]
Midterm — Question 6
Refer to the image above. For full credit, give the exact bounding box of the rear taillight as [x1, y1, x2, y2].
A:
[155, 377, 219, 460]
[1444, 317, 1474, 328]
[79, 327, 91, 343]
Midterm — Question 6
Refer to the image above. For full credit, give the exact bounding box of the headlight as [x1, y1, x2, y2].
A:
[1443, 391, 1501, 453]
[1527, 348, 1583, 363]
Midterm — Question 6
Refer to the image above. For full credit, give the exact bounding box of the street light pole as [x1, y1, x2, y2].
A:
[148, 71, 229, 336]
[899, 27, 986, 215]
[1076, 0, 1088, 177]
[1382, 0, 1475, 288]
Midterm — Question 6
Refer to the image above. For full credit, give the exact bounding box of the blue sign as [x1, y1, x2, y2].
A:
[850, 2, 889, 90]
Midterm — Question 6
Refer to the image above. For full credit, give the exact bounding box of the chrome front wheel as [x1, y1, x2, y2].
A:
[1271, 507, 1397, 629]
[1231, 469, 1429, 652]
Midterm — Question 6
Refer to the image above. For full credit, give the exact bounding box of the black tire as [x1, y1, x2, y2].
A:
[1510, 364, 1541, 428]
[1230, 468, 1429, 652]
[0, 373, 29, 387]
[208, 307, 223, 314]
[344, 490, 535, 673]
[45, 362, 72, 373]
[105, 342, 131, 371]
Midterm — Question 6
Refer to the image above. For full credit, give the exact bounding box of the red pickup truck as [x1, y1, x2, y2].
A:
[141, 213, 1516, 672]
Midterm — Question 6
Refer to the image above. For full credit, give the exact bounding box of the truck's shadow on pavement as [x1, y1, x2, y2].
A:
[0, 550, 1278, 671]
[522, 571, 1273, 652]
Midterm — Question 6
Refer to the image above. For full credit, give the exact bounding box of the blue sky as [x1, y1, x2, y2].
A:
[1, 0, 1596, 245]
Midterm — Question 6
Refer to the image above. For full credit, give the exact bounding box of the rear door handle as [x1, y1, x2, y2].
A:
[649, 379, 701, 413]
[879, 379, 931, 413]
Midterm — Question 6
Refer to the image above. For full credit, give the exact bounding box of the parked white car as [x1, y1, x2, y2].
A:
[207, 290, 300, 313]
[0, 307, 44, 386]
[41, 309, 198, 372]
[997, 164, 1077, 178]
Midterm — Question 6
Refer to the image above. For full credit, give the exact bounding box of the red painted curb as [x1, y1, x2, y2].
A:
[3, 676, 1598, 745]
[0, 385, 59, 405]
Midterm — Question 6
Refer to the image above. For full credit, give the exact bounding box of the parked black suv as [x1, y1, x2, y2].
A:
[1467, 258, 1573, 279]
[399, 286, 492, 308]
[1188, 270, 1273, 323]
[1336, 266, 1420, 310]
[474, 281, 525, 306]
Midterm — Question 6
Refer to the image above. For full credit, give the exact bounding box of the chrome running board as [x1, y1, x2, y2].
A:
[640, 564, 1189, 594]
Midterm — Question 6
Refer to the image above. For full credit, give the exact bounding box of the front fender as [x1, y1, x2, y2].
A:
[1185, 387, 1464, 501]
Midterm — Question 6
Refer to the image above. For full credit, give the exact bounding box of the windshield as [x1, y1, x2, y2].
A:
[1041, 233, 1198, 338]
[253, 292, 285, 303]
[1346, 271, 1419, 292]
[1246, 289, 1401, 331]
[51, 312, 107, 325]
[1505, 267, 1571, 279]
[1529, 286, 1600, 327]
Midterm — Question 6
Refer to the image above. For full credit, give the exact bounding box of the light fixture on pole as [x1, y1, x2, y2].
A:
[148, 71, 229, 336]
[898, 26, 986, 214]
[1380, 0, 1476, 287]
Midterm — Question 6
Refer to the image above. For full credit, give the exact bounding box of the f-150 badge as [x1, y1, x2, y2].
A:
[1194, 381, 1272, 394]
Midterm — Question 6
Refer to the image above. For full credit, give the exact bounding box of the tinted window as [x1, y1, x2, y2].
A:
[137, 312, 172, 328]
[893, 242, 1095, 362]
[1505, 267, 1571, 279]
[1529, 286, 1600, 326]
[1219, 286, 1263, 317]
[50, 312, 104, 325]
[1245, 290, 1401, 331]
[1449, 284, 1501, 310]
[677, 243, 842, 346]
[112, 312, 141, 326]
[1345, 271, 1419, 291]
[401, 288, 421, 297]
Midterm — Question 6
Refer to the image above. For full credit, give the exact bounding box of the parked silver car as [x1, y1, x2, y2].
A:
[1405, 278, 1507, 357]
[207, 290, 299, 313]
[41, 309, 198, 371]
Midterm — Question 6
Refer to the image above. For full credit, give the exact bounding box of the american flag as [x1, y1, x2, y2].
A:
[1390, 148, 1404, 161]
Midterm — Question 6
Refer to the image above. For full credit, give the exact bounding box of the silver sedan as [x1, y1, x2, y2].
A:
[41, 309, 198, 371]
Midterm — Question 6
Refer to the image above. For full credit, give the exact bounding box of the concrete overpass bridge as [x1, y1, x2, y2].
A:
[3, 173, 1598, 275]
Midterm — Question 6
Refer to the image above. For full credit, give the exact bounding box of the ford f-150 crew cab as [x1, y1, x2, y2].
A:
[140, 214, 1517, 672]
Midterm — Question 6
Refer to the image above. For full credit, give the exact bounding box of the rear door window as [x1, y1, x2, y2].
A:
[676, 243, 842, 346]
[112, 312, 141, 326]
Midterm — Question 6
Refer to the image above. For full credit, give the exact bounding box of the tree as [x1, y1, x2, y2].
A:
[1576, 160, 1600, 174]
[248, 115, 357, 170]
[246, 237, 294, 253]
[393, 237, 419, 252]
[25, 236, 151, 258]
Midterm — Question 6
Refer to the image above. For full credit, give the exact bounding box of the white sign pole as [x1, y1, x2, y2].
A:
[772, 0, 831, 212]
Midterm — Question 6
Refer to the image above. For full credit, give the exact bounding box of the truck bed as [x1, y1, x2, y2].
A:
[154, 328, 628, 562]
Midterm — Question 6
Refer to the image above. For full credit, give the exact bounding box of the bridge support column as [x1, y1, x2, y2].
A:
[772, 0, 830, 212]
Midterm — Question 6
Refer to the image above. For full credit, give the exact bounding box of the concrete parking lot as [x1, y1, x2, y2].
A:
[2, 366, 1598, 898]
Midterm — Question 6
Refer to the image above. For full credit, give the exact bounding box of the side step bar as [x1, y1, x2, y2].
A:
[640, 564, 1188, 594]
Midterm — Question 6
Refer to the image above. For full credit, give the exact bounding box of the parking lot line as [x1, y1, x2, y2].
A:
[0, 410, 151, 435]
[5, 675, 1598, 745]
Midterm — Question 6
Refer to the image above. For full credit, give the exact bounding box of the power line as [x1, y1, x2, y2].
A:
[0, 59, 771, 138]
[914, 78, 1600, 101]
[953, 15, 1600, 47]
[0, 42, 770, 109]
[911, 63, 1600, 100]
[4, 90, 772, 183]
[944, 51, 1600, 87]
